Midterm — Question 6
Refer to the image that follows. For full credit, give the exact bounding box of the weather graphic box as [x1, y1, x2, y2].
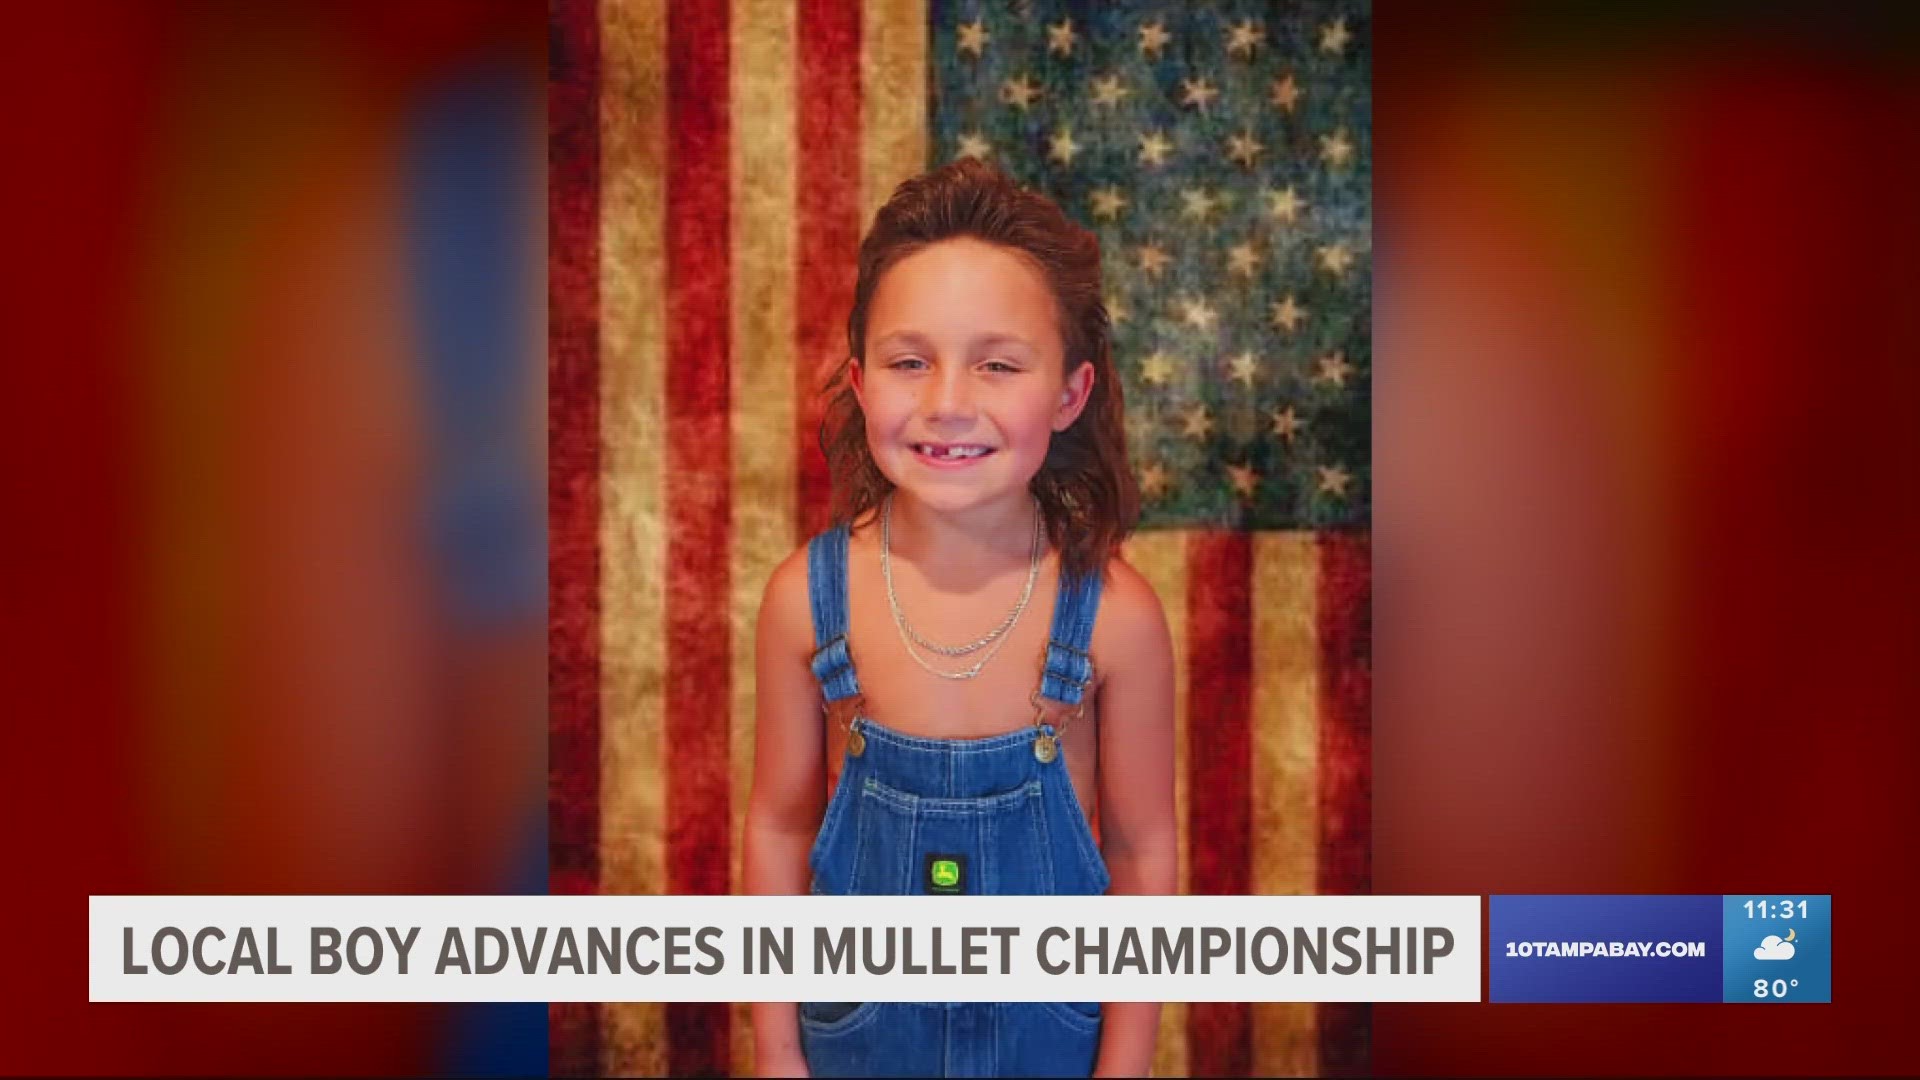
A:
[1490, 895, 1831, 1003]
[1723, 895, 1831, 1003]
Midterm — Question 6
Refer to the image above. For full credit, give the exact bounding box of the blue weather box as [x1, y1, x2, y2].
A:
[1722, 895, 1830, 1003]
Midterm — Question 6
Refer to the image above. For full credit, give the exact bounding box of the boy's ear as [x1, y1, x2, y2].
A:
[1052, 360, 1095, 432]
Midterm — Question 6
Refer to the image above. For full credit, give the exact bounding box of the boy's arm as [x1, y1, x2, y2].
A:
[744, 550, 828, 1077]
[1090, 560, 1178, 1078]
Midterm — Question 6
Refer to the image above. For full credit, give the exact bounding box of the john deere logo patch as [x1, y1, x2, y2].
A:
[924, 853, 966, 894]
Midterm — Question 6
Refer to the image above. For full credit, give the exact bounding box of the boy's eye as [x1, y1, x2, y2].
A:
[981, 359, 1021, 373]
[888, 357, 928, 370]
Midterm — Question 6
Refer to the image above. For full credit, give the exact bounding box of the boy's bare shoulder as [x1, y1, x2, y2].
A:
[1091, 556, 1172, 673]
[1099, 556, 1166, 622]
[759, 544, 816, 655]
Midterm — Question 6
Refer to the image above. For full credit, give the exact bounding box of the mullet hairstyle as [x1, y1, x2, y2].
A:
[821, 157, 1139, 580]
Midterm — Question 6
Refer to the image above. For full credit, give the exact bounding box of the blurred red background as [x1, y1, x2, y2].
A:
[1373, 3, 1920, 1075]
[1, 2, 545, 1075]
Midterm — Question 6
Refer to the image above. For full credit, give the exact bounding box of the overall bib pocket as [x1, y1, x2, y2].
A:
[1039, 1000, 1103, 1033]
[996, 1000, 1103, 1076]
[851, 776, 1052, 895]
[798, 999, 883, 1035]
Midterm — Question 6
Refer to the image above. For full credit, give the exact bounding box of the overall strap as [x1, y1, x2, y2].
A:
[1037, 566, 1104, 707]
[806, 524, 862, 703]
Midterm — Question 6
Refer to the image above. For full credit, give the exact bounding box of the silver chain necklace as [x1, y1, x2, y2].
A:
[881, 495, 1043, 681]
[887, 496, 1042, 657]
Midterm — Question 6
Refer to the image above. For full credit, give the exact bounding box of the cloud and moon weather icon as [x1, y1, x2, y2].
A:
[1755, 927, 1798, 960]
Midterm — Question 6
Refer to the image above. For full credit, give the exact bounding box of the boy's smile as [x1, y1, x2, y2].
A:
[910, 441, 996, 466]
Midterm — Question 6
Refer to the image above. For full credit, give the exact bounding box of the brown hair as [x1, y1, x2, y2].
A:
[821, 158, 1138, 579]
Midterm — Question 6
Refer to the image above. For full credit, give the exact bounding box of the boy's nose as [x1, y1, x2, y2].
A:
[922, 368, 976, 422]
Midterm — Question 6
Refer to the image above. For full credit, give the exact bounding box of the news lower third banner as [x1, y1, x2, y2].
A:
[91, 895, 1480, 1003]
[1490, 895, 1832, 1003]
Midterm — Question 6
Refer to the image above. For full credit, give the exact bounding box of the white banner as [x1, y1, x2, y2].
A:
[91, 894, 1481, 1002]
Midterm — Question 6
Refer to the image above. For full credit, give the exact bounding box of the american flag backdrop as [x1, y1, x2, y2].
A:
[550, 0, 1371, 1075]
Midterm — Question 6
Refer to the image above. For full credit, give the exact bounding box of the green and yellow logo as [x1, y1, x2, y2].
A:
[923, 853, 966, 894]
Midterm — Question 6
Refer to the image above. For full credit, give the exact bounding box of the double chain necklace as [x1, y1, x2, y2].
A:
[881, 495, 1043, 681]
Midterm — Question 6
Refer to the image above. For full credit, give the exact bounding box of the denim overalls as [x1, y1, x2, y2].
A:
[799, 523, 1112, 1078]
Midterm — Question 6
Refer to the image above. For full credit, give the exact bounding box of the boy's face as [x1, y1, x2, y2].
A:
[854, 238, 1093, 519]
